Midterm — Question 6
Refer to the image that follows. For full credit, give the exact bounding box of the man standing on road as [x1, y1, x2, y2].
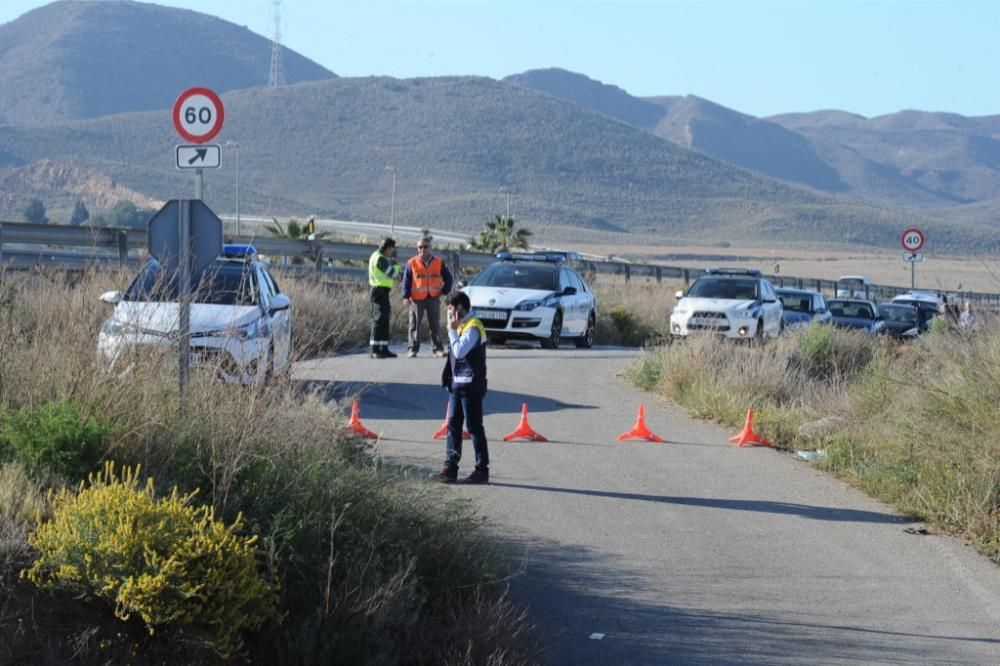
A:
[368, 237, 401, 359]
[402, 236, 453, 358]
[438, 292, 490, 484]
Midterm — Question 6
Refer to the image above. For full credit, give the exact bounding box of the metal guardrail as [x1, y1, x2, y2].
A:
[2, 220, 1000, 307]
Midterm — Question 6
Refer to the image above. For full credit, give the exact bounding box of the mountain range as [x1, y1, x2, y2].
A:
[0, 1, 997, 252]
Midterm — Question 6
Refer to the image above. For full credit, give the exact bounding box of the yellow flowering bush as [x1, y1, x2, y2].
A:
[22, 462, 278, 658]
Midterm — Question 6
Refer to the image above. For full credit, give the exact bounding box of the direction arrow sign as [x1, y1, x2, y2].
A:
[176, 144, 221, 169]
[902, 252, 924, 263]
[900, 227, 925, 252]
[172, 87, 225, 144]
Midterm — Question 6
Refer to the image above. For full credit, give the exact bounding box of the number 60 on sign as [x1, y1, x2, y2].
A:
[172, 87, 225, 144]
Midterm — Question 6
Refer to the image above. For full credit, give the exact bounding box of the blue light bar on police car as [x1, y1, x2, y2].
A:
[495, 251, 564, 263]
[221, 244, 257, 259]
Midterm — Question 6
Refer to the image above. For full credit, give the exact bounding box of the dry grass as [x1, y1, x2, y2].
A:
[630, 326, 1000, 562]
[0, 266, 542, 665]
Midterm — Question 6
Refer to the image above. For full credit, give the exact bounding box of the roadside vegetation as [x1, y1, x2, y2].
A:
[0, 266, 541, 664]
[628, 324, 1000, 563]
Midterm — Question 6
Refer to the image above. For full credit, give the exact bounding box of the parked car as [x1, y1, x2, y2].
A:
[890, 291, 942, 325]
[98, 244, 293, 384]
[462, 252, 597, 348]
[670, 268, 784, 340]
[835, 276, 871, 299]
[876, 302, 924, 339]
[775, 288, 832, 329]
[826, 299, 884, 334]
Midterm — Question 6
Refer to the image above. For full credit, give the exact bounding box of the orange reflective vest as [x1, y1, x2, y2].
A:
[407, 255, 444, 300]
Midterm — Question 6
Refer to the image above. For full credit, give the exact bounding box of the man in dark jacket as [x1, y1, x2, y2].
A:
[438, 291, 489, 484]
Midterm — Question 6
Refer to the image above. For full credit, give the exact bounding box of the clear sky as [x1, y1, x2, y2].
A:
[1, 1, 996, 118]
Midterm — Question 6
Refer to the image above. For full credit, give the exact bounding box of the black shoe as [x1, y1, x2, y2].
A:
[463, 469, 489, 485]
[381, 348, 398, 358]
[434, 467, 458, 483]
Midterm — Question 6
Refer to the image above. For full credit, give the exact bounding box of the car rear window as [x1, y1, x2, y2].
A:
[828, 301, 876, 319]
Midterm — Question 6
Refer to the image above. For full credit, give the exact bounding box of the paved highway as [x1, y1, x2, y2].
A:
[297, 345, 1000, 665]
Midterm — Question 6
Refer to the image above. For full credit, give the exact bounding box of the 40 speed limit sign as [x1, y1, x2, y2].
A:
[172, 87, 225, 144]
[900, 227, 925, 252]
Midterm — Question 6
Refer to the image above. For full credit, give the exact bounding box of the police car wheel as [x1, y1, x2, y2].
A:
[574, 312, 595, 348]
[540, 312, 562, 349]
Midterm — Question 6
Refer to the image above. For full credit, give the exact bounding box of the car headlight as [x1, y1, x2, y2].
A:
[514, 296, 555, 311]
[903, 327, 918, 337]
[202, 319, 262, 340]
[101, 318, 126, 336]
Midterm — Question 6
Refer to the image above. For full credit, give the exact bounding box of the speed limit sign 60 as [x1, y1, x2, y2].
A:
[900, 227, 925, 252]
[173, 87, 225, 144]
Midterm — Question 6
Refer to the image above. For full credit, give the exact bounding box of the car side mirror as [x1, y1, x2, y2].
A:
[458, 279, 468, 289]
[268, 294, 291, 313]
[100, 290, 122, 305]
[675, 290, 684, 299]
[562, 286, 577, 296]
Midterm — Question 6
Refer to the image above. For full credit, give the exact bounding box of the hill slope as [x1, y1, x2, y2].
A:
[2, 75, 977, 250]
[0, 0, 334, 125]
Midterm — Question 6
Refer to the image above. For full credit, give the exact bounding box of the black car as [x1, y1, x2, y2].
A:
[826, 299, 884, 334]
[876, 303, 925, 338]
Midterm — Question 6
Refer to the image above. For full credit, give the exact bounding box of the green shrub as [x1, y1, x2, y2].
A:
[22, 462, 279, 659]
[0, 400, 112, 480]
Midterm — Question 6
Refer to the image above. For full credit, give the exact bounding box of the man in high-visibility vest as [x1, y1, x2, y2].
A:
[437, 291, 489, 484]
[402, 236, 454, 358]
[368, 237, 401, 358]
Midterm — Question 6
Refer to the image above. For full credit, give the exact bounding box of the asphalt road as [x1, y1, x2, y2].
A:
[296, 345, 1000, 665]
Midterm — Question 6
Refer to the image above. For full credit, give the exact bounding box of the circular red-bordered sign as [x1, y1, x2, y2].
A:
[172, 87, 225, 144]
[900, 227, 925, 252]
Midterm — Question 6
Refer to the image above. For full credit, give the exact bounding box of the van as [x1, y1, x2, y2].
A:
[835, 276, 870, 299]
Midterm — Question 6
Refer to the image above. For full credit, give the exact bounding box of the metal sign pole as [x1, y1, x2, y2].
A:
[911, 261, 915, 289]
[195, 168, 204, 201]
[178, 199, 191, 396]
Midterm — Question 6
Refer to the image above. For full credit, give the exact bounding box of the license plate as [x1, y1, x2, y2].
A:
[690, 317, 723, 326]
[475, 309, 506, 320]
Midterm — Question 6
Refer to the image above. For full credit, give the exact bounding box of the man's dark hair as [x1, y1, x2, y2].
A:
[379, 237, 396, 251]
[448, 291, 471, 311]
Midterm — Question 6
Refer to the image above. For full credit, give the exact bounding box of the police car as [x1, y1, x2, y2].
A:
[462, 252, 597, 348]
[97, 245, 293, 384]
[670, 268, 784, 340]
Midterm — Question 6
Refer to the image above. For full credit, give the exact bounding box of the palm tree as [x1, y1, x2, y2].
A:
[263, 217, 329, 264]
[469, 215, 532, 252]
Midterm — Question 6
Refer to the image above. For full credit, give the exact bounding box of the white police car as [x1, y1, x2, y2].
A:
[462, 252, 597, 348]
[98, 245, 293, 384]
[670, 268, 783, 340]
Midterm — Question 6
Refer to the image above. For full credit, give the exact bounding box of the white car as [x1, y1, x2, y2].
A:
[98, 245, 293, 384]
[670, 269, 784, 340]
[462, 252, 597, 348]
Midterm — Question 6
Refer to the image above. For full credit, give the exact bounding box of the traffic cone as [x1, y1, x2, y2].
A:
[617, 404, 665, 442]
[347, 400, 379, 440]
[728, 408, 773, 447]
[432, 402, 471, 440]
[503, 403, 549, 442]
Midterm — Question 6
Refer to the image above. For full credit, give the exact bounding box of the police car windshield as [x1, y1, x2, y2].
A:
[687, 277, 758, 300]
[472, 263, 557, 291]
[124, 260, 258, 306]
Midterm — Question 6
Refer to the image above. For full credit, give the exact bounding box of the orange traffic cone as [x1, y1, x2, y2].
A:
[728, 408, 773, 447]
[432, 402, 471, 440]
[617, 404, 665, 442]
[503, 403, 549, 442]
[347, 400, 379, 440]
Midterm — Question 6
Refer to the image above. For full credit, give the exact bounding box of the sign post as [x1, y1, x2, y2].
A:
[900, 227, 925, 289]
[168, 87, 225, 396]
